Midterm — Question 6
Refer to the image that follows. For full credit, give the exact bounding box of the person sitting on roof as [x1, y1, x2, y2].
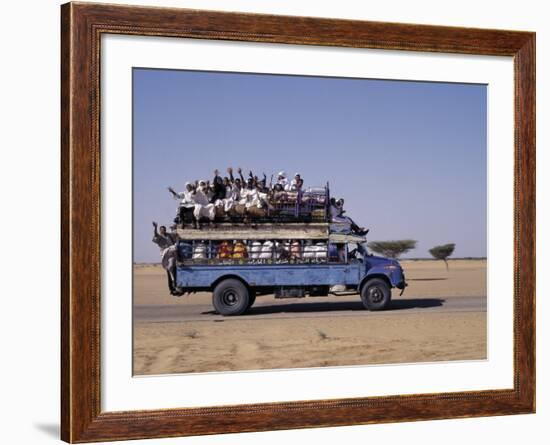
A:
[240, 177, 263, 210]
[210, 169, 226, 203]
[223, 176, 232, 197]
[214, 175, 238, 213]
[248, 170, 269, 193]
[276, 171, 289, 190]
[168, 182, 197, 227]
[223, 176, 237, 211]
[329, 198, 368, 236]
[192, 180, 216, 227]
[271, 183, 288, 202]
[168, 182, 194, 204]
[248, 171, 273, 210]
[230, 167, 248, 192]
[288, 173, 303, 192]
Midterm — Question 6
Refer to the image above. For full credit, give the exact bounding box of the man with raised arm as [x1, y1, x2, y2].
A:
[168, 182, 196, 228]
[210, 169, 226, 203]
[152, 221, 178, 294]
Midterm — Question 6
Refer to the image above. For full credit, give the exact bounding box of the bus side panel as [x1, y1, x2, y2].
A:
[176, 265, 308, 288]
[334, 264, 362, 285]
[176, 266, 218, 288]
[176, 263, 364, 289]
[308, 264, 362, 286]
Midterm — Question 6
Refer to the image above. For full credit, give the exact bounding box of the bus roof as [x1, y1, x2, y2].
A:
[175, 223, 367, 243]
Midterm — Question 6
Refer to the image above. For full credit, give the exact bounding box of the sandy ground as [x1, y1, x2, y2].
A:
[133, 259, 486, 375]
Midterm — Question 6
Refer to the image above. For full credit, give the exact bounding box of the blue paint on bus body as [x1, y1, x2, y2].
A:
[175, 255, 405, 291]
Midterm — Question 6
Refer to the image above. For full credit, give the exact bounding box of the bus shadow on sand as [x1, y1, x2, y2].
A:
[223, 298, 446, 316]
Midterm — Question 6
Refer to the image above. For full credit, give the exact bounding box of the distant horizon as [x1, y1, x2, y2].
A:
[133, 68, 487, 263]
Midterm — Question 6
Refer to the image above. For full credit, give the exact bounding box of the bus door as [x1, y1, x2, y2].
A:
[344, 243, 362, 284]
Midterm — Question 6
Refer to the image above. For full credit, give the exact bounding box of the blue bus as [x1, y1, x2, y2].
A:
[173, 224, 406, 315]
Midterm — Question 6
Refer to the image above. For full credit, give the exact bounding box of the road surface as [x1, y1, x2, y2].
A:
[134, 294, 486, 323]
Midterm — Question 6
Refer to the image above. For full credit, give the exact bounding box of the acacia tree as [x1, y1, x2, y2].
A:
[367, 240, 417, 259]
[429, 243, 456, 270]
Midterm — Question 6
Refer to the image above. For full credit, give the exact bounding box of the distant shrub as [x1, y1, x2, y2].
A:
[367, 240, 417, 259]
[429, 243, 456, 270]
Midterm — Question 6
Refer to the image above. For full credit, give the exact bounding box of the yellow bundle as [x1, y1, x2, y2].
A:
[232, 241, 248, 259]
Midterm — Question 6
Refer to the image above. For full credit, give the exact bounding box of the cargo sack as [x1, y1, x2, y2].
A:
[247, 206, 266, 218]
[304, 243, 327, 259]
[311, 209, 326, 220]
[233, 241, 248, 259]
[315, 242, 328, 259]
[218, 241, 234, 259]
[285, 192, 299, 202]
[249, 241, 262, 259]
[233, 204, 246, 216]
[259, 240, 275, 259]
[192, 242, 208, 260]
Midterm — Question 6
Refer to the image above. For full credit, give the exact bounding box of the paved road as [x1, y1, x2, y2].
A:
[134, 295, 486, 323]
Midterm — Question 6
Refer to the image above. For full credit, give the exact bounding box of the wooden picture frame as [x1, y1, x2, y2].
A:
[61, 2, 535, 442]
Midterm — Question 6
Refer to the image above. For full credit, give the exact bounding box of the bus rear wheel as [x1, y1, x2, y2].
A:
[212, 279, 250, 316]
[360, 278, 391, 311]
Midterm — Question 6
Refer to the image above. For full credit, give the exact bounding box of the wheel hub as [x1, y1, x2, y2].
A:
[369, 287, 383, 303]
[222, 290, 238, 306]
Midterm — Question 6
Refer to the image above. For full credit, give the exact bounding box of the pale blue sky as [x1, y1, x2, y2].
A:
[133, 68, 486, 263]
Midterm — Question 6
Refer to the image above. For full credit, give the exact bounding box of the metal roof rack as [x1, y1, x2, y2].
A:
[176, 222, 330, 241]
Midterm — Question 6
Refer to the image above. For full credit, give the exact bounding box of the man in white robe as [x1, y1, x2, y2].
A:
[276, 171, 289, 190]
[241, 179, 263, 209]
[193, 180, 216, 224]
[168, 182, 196, 227]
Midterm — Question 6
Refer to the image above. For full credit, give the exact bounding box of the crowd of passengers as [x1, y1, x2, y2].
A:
[167, 167, 367, 236]
[168, 168, 308, 227]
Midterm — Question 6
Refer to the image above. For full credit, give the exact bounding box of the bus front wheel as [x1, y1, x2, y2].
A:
[212, 279, 250, 316]
[360, 278, 391, 311]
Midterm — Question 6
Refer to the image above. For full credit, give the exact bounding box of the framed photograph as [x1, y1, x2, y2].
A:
[61, 2, 535, 442]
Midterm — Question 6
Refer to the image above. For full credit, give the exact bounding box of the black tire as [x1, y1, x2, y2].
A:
[212, 279, 250, 316]
[360, 278, 391, 311]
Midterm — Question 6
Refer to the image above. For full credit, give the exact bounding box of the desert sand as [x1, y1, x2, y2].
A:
[133, 259, 486, 375]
